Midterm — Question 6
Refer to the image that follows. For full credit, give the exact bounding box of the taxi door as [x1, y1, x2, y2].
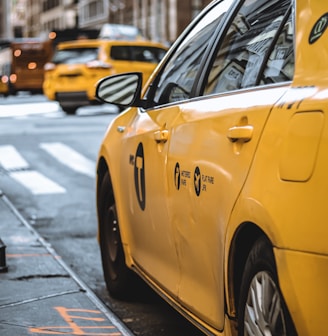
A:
[165, 87, 288, 330]
[163, 1, 293, 330]
[118, 105, 181, 297]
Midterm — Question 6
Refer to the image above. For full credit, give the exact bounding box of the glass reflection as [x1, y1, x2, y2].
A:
[98, 74, 139, 105]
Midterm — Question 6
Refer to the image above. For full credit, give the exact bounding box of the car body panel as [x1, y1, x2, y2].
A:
[275, 248, 328, 335]
[0, 77, 8, 95]
[116, 105, 182, 297]
[96, 0, 328, 334]
[163, 85, 288, 328]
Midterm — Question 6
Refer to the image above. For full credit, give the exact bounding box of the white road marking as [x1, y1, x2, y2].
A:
[0, 144, 66, 195]
[40, 142, 96, 178]
[0, 145, 29, 170]
[0, 102, 60, 118]
[10, 170, 66, 195]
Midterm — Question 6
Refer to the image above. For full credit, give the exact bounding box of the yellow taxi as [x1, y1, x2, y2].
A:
[43, 39, 167, 114]
[95, 0, 328, 334]
[0, 75, 9, 96]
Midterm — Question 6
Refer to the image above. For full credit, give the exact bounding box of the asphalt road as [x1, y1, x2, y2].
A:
[0, 94, 205, 336]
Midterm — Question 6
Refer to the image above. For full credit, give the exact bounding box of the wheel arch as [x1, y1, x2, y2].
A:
[96, 155, 135, 269]
[96, 156, 110, 223]
[227, 222, 269, 318]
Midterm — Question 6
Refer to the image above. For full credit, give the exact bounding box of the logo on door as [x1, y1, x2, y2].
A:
[309, 13, 328, 44]
[134, 142, 146, 210]
[194, 166, 201, 197]
[174, 162, 180, 190]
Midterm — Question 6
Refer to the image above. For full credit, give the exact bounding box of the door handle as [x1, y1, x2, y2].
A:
[154, 129, 169, 143]
[227, 125, 253, 143]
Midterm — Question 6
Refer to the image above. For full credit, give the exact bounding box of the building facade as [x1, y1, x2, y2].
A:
[79, 0, 212, 44]
[5, 0, 212, 44]
[0, 0, 12, 39]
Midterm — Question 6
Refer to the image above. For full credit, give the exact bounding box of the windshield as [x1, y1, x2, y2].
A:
[51, 47, 99, 64]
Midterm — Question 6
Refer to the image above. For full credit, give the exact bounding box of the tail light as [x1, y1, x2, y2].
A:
[28, 62, 37, 70]
[1, 76, 8, 84]
[10, 74, 17, 83]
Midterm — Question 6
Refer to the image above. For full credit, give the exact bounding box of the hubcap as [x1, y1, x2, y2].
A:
[244, 271, 287, 336]
[104, 204, 120, 280]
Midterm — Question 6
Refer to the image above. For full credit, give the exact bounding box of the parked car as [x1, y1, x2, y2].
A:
[95, 0, 328, 335]
[43, 39, 167, 114]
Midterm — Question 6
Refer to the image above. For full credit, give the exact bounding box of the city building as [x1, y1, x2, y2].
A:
[0, 0, 12, 39]
[78, 0, 212, 44]
[1, 0, 212, 44]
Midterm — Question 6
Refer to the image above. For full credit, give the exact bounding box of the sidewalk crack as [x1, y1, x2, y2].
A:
[14, 274, 70, 281]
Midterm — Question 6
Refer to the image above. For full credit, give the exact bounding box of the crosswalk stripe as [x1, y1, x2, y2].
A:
[0, 144, 66, 195]
[0, 145, 29, 170]
[0, 142, 93, 195]
[40, 142, 96, 178]
[10, 170, 66, 195]
[0, 102, 60, 118]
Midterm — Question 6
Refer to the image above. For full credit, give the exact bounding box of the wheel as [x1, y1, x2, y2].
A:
[238, 236, 297, 336]
[60, 105, 77, 115]
[98, 172, 138, 300]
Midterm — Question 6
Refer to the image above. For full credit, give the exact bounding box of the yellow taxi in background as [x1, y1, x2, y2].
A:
[0, 76, 9, 96]
[95, 0, 328, 335]
[43, 39, 167, 114]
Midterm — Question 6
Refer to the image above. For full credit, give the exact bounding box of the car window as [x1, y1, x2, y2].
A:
[204, 0, 292, 95]
[261, 12, 294, 84]
[52, 47, 99, 64]
[149, 0, 234, 106]
[110, 46, 166, 63]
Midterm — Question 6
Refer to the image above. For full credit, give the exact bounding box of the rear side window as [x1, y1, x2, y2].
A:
[52, 48, 99, 64]
[110, 46, 166, 63]
[204, 0, 293, 95]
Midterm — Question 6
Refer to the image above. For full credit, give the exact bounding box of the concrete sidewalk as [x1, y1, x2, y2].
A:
[0, 191, 133, 336]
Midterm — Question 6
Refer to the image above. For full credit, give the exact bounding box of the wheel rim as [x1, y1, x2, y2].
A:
[104, 204, 120, 280]
[244, 271, 287, 336]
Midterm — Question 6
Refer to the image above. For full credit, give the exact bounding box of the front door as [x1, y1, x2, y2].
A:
[118, 106, 181, 297]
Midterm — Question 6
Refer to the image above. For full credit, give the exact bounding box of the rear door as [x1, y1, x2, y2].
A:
[162, 0, 293, 329]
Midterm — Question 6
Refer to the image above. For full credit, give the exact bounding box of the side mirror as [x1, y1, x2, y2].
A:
[96, 72, 145, 108]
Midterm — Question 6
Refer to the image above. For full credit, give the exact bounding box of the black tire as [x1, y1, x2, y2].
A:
[98, 172, 139, 300]
[238, 236, 297, 336]
[61, 106, 77, 115]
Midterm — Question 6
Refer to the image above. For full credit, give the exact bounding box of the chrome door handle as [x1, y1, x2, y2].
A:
[227, 125, 253, 143]
[154, 129, 169, 143]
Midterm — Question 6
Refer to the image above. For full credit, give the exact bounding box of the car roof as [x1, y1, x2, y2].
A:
[56, 39, 168, 50]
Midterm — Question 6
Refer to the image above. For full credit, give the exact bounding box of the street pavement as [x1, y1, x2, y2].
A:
[0, 190, 133, 336]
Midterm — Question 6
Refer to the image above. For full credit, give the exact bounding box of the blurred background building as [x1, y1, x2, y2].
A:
[1, 0, 212, 44]
[1, 0, 13, 39]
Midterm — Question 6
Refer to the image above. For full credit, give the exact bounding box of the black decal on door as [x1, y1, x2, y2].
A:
[194, 166, 201, 197]
[134, 142, 146, 210]
[174, 162, 180, 190]
[309, 13, 328, 44]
